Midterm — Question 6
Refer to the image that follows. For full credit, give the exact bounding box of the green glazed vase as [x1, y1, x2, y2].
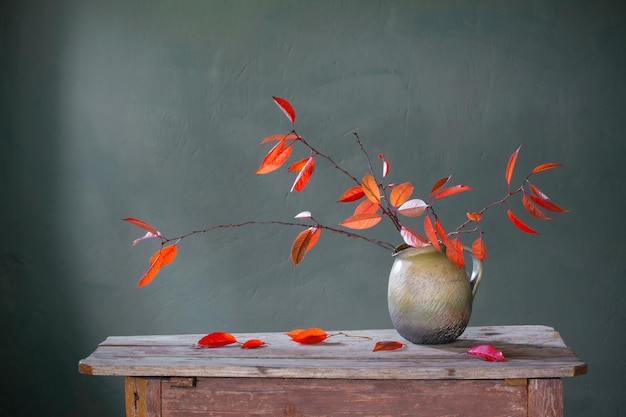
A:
[387, 245, 483, 344]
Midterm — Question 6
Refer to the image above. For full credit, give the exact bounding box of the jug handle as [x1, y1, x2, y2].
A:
[463, 246, 483, 298]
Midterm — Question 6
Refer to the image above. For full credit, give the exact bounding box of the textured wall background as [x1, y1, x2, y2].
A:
[1, 1, 624, 415]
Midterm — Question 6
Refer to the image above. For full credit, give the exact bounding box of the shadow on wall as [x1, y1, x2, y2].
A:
[0, 1, 123, 416]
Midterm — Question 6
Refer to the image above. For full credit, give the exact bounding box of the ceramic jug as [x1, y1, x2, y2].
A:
[387, 245, 483, 344]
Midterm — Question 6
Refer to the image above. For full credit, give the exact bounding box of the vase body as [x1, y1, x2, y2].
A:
[387, 245, 483, 344]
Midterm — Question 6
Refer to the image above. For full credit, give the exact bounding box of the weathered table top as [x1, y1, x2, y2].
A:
[78, 325, 586, 380]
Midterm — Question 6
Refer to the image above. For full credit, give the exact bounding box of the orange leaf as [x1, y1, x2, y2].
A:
[466, 212, 482, 222]
[196, 332, 238, 348]
[138, 245, 178, 288]
[506, 146, 521, 186]
[389, 182, 414, 207]
[272, 96, 296, 123]
[373, 340, 404, 352]
[149, 244, 178, 267]
[472, 236, 486, 261]
[261, 133, 299, 144]
[290, 227, 320, 266]
[423, 216, 442, 252]
[361, 173, 381, 204]
[286, 329, 305, 339]
[531, 162, 563, 174]
[445, 238, 465, 268]
[339, 213, 382, 230]
[507, 209, 538, 234]
[435, 220, 453, 250]
[434, 184, 473, 200]
[288, 157, 309, 172]
[255, 138, 293, 174]
[241, 339, 266, 349]
[353, 199, 380, 215]
[291, 157, 315, 192]
[523, 194, 552, 220]
[137, 256, 162, 288]
[291, 328, 328, 344]
[429, 176, 451, 199]
[400, 226, 429, 248]
[527, 194, 569, 213]
[338, 185, 365, 203]
[123, 217, 158, 235]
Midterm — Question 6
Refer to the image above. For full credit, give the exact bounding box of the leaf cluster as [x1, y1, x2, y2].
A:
[124, 97, 568, 286]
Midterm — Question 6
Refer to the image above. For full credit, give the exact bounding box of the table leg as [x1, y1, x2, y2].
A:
[125, 377, 162, 417]
[528, 378, 563, 417]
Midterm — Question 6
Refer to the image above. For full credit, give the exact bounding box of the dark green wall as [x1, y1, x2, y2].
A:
[1, 0, 624, 415]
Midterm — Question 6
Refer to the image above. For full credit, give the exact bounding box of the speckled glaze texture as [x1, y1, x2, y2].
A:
[388, 246, 482, 344]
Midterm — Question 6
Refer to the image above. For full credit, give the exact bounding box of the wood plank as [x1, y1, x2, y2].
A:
[528, 378, 563, 417]
[125, 377, 162, 417]
[160, 377, 528, 417]
[79, 326, 587, 380]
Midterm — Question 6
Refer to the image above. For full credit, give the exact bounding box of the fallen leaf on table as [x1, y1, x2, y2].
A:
[195, 332, 238, 348]
[241, 339, 266, 349]
[467, 344, 506, 362]
[373, 340, 405, 352]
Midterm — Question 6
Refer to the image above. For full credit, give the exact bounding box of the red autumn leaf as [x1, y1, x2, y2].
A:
[373, 340, 404, 352]
[353, 199, 380, 216]
[260, 132, 299, 144]
[529, 183, 550, 200]
[466, 212, 482, 222]
[507, 209, 539, 234]
[291, 157, 315, 192]
[241, 339, 266, 349]
[123, 218, 159, 235]
[467, 344, 506, 362]
[429, 175, 451, 199]
[338, 185, 366, 203]
[291, 328, 329, 344]
[255, 138, 293, 174]
[401, 226, 429, 248]
[445, 238, 465, 268]
[196, 332, 238, 348]
[138, 244, 178, 287]
[527, 194, 569, 213]
[434, 184, 473, 200]
[389, 182, 414, 207]
[288, 157, 310, 173]
[472, 236, 486, 261]
[339, 213, 382, 230]
[290, 227, 321, 266]
[531, 162, 563, 174]
[423, 216, 442, 252]
[272, 96, 296, 124]
[523, 194, 552, 220]
[361, 173, 381, 204]
[506, 146, 521, 186]
[397, 199, 427, 217]
[435, 219, 453, 251]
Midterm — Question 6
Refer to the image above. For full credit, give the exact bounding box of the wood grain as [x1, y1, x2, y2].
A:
[79, 326, 587, 380]
[161, 377, 528, 417]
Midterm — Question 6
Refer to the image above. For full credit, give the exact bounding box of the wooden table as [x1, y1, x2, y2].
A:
[79, 325, 586, 417]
